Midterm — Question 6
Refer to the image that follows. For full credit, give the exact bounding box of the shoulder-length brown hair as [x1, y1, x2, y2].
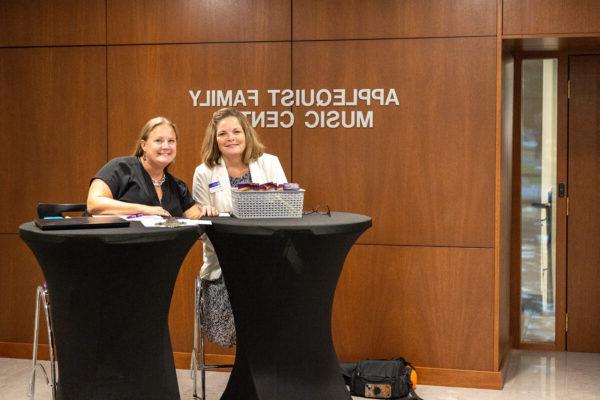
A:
[200, 107, 264, 168]
[132, 116, 179, 158]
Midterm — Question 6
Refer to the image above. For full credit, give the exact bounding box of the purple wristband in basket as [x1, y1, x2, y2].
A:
[258, 182, 276, 191]
[237, 183, 258, 191]
[283, 183, 300, 190]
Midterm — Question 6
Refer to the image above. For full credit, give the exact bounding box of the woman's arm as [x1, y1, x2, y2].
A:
[192, 165, 221, 216]
[183, 204, 219, 219]
[269, 155, 287, 183]
[87, 179, 170, 216]
[177, 169, 219, 219]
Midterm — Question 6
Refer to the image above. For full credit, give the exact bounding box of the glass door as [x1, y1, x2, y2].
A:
[520, 58, 558, 343]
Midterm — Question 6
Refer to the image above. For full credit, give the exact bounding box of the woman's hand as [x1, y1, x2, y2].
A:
[183, 204, 219, 219]
[143, 205, 171, 217]
[199, 205, 220, 217]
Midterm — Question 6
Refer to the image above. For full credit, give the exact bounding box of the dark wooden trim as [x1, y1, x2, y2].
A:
[493, 0, 503, 369]
[510, 54, 523, 349]
[517, 342, 558, 351]
[1, 342, 503, 390]
[0, 341, 46, 360]
[178, 353, 505, 390]
[554, 54, 569, 351]
[412, 367, 503, 390]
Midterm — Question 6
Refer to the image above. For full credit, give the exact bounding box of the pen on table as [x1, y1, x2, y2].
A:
[126, 213, 144, 219]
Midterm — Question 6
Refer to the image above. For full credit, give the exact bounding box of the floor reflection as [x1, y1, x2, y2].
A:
[3, 350, 600, 400]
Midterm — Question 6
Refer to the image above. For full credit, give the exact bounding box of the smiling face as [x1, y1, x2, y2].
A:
[215, 116, 246, 161]
[141, 123, 177, 168]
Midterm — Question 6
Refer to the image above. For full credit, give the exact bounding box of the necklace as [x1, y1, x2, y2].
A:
[152, 174, 166, 187]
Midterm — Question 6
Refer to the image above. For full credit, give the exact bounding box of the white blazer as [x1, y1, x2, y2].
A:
[192, 153, 287, 280]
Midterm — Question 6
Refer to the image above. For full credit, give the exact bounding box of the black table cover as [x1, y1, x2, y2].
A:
[19, 221, 203, 400]
[205, 212, 372, 400]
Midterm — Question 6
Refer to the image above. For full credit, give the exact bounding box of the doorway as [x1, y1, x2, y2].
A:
[515, 54, 600, 352]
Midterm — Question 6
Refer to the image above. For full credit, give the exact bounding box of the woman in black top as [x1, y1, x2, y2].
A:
[87, 116, 218, 218]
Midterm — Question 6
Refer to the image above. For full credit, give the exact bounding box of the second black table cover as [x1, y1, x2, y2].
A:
[204, 212, 372, 400]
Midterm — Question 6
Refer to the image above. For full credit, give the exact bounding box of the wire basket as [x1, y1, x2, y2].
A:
[231, 189, 305, 219]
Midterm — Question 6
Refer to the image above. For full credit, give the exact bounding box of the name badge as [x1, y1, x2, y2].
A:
[209, 181, 222, 193]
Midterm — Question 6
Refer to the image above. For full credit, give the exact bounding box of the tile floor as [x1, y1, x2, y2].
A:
[1, 350, 600, 399]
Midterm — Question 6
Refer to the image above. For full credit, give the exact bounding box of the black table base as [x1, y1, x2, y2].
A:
[206, 213, 371, 400]
[20, 223, 201, 400]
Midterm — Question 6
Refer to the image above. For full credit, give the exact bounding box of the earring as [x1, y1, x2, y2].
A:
[143, 151, 147, 162]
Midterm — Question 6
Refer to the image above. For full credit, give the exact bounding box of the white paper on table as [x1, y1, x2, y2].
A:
[138, 216, 166, 227]
[96, 215, 212, 227]
[177, 219, 212, 226]
[138, 217, 212, 227]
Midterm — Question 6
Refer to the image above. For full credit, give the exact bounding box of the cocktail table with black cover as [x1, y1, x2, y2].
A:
[205, 212, 372, 400]
[19, 221, 203, 400]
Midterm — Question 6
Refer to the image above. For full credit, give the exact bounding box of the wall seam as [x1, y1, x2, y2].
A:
[105, 0, 109, 163]
[290, 0, 294, 182]
[493, 0, 504, 372]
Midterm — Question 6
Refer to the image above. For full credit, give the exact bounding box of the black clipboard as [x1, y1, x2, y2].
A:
[35, 217, 130, 231]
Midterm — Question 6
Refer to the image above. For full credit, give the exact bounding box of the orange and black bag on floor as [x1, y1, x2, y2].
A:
[344, 358, 423, 399]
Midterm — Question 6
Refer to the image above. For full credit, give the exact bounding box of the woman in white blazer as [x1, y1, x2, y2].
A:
[192, 107, 287, 346]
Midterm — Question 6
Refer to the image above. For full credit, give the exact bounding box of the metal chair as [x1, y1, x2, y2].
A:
[29, 203, 86, 399]
[190, 276, 234, 399]
[37, 203, 86, 219]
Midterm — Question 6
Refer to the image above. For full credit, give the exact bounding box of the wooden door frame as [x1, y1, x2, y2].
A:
[564, 53, 600, 352]
[509, 52, 568, 351]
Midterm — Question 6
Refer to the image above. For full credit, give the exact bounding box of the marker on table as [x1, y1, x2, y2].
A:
[43, 216, 64, 220]
[126, 213, 144, 219]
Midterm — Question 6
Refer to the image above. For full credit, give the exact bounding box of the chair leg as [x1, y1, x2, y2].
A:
[41, 289, 57, 400]
[200, 289, 207, 400]
[28, 286, 43, 398]
[191, 277, 234, 400]
[191, 277, 201, 399]
[28, 286, 57, 400]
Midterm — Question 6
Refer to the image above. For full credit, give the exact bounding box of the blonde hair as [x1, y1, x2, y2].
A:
[132, 116, 179, 157]
[200, 107, 264, 168]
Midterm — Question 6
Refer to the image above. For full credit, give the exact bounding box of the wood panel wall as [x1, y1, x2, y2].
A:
[5, 0, 575, 388]
[107, 0, 290, 44]
[0, 47, 107, 233]
[503, 0, 600, 36]
[0, 0, 105, 46]
[293, 0, 496, 39]
[106, 43, 292, 177]
[333, 246, 495, 371]
[292, 38, 496, 247]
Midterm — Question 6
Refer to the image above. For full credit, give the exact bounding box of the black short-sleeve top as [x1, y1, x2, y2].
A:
[92, 156, 195, 217]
